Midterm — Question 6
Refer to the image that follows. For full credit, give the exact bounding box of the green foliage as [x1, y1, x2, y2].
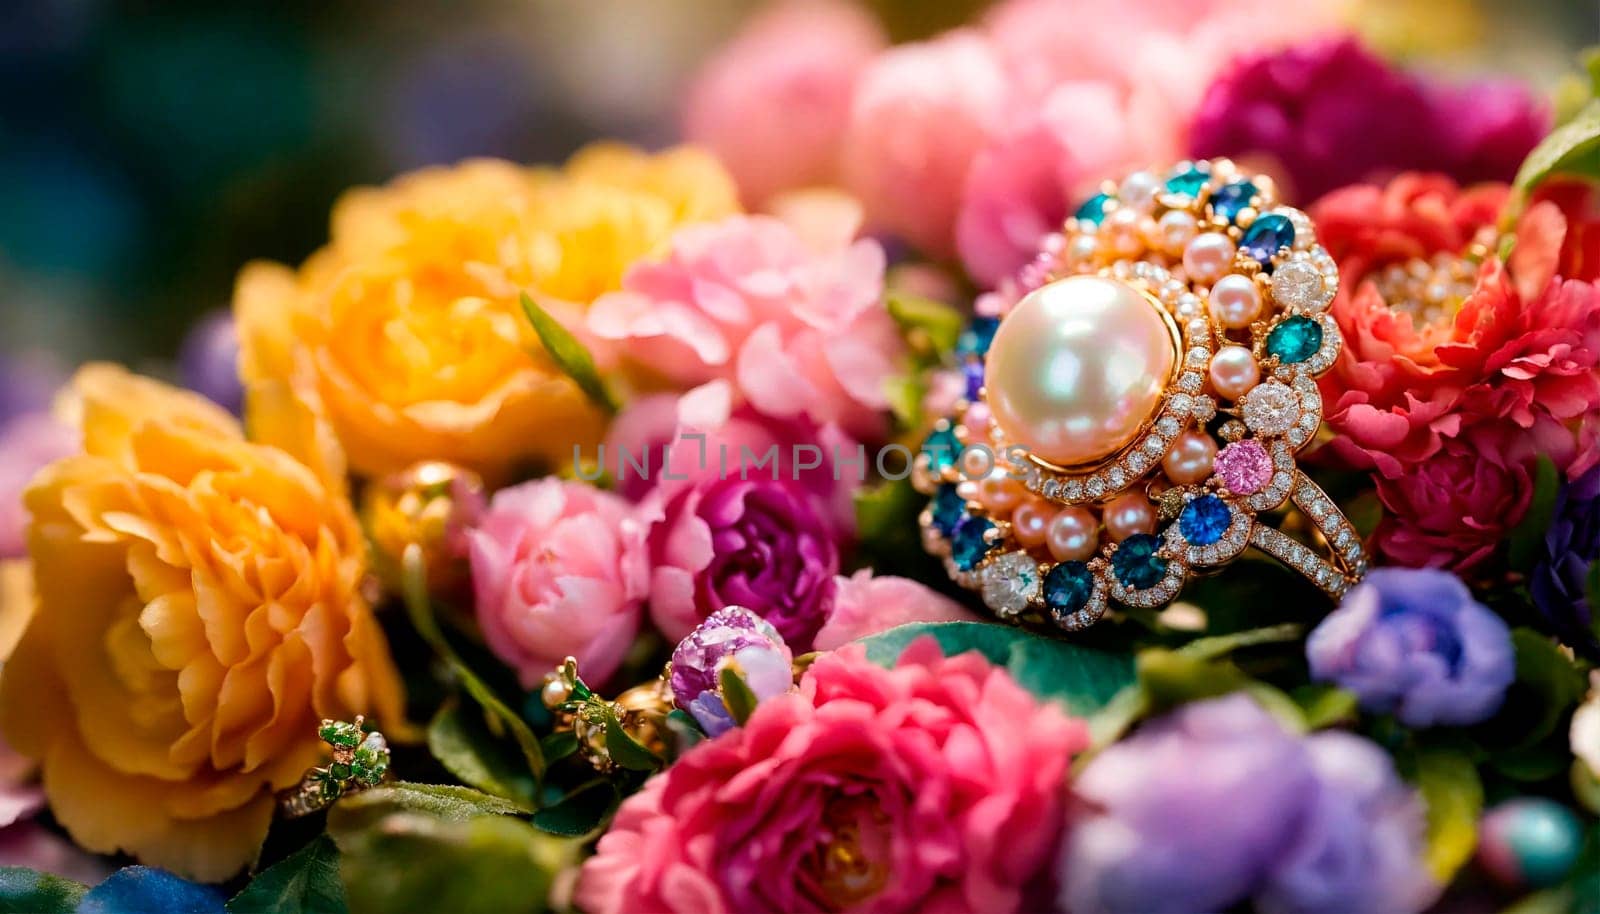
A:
[1478, 628, 1588, 757]
[0, 868, 86, 914]
[529, 779, 623, 838]
[602, 713, 663, 772]
[1508, 458, 1561, 573]
[857, 621, 1136, 717]
[519, 292, 618, 415]
[1513, 100, 1600, 202]
[228, 836, 346, 914]
[852, 477, 951, 581]
[428, 700, 538, 810]
[329, 784, 575, 914]
[1290, 684, 1359, 730]
[1404, 747, 1483, 883]
[717, 666, 760, 727]
[885, 291, 964, 364]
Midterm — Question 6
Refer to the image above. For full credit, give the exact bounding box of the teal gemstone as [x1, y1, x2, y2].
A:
[1111, 534, 1167, 590]
[1241, 213, 1295, 264]
[921, 426, 961, 472]
[1165, 165, 1209, 197]
[930, 484, 966, 536]
[1044, 561, 1094, 622]
[1178, 495, 1231, 546]
[1266, 315, 1323, 364]
[950, 516, 996, 571]
[1210, 180, 1258, 222]
[1074, 193, 1113, 225]
[1487, 799, 1584, 888]
[956, 316, 1000, 359]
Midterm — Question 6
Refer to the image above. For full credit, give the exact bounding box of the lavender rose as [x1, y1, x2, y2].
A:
[177, 310, 243, 414]
[1307, 568, 1515, 727]
[1531, 465, 1600, 660]
[645, 476, 839, 651]
[668, 607, 794, 736]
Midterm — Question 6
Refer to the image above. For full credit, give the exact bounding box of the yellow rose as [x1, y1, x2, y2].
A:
[235, 144, 740, 482]
[0, 365, 407, 881]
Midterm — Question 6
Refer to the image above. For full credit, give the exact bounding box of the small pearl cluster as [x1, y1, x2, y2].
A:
[914, 158, 1363, 630]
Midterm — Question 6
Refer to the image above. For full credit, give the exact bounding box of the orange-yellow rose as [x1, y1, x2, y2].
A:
[235, 144, 740, 482]
[0, 365, 407, 881]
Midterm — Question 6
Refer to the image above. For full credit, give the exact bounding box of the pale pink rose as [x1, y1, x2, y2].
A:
[812, 569, 980, 650]
[682, 0, 885, 205]
[0, 413, 75, 559]
[589, 215, 901, 441]
[840, 31, 1010, 258]
[468, 478, 647, 686]
[576, 638, 1088, 914]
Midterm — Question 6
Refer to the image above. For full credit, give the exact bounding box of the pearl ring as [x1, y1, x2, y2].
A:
[914, 159, 1367, 631]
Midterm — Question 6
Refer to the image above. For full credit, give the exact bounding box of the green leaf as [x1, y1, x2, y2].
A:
[329, 782, 527, 833]
[529, 780, 622, 838]
[1136, 649, 1306, 732]
[886, 292, 964, 361]
[717, 666, 760, 726]
[228, 836, 346, 914]
[602, 713, 663, 772]
[428, 701, 537, 810]
[1481, 628, 1589, 752]
[857, 621, 1136, 716]
[1177, 623, 1303, 661]
[1508, 458, 1560, 572]
[1514, 100, 1600, 200]
[538, 730, 579, 765]
[1406, 747, 1483, 883]
[519, 292, 618, 415]
[0, 868, 85, 914]
[400, 547, 545, 789]
[883, 374, 925, 430]
[1291, 684, 1358, 730]
[329, 791, 576, 914]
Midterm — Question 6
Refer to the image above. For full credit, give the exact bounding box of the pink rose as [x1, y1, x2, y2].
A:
[589, 215, 902, 442]
[812, 569, 980, 650]
[682, 0, 885, 205]
[468, 479, 646, 686]
[1372, 427, 1534, 573]
[840, 31, 1010, 258]
[576, 638, 1088, 914]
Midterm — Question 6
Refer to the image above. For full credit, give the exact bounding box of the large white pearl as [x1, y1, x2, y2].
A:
[986, 275, 1178, 467]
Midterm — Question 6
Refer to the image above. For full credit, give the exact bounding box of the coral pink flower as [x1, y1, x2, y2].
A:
[1372, 427, 1536, 573]
[468, 479, 647, 686]
[588, 215, 902, 442]
[1315, 174, 1600, 478]
[840, 31, 1010, 258]
[812, 569, 980, 650]
[682, 0, 885, 205]
[576, 638, 1087, 914]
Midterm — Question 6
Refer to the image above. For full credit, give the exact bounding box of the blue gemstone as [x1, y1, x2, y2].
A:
[1165, 165, 1209, 197]
[950, 516, 996, 571]
[956, 316, 1000, 359]
[1265, 315, 1323, 364]
[1241, 213, 1295, 264]
[1044, 561, 1095, 620]
[930, 484, 966, 536]
[1074, 193, 1113, 225]
[1210, 180, 1258, 222]
[963, 359, 985, 401]
[921, 426, 961, 471]
[1179, 494, 1232, 546]
[1111, 533, 1168, 590]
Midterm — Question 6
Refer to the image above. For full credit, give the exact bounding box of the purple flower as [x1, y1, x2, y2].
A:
[0, 351, 64, 426]
[1307, 568, 1515, 727]
[1531, 466, 1600, 660]
[177, 310, 243, 414]
[669, 607, 794, 737]
[1059, 695, 1435, 914]
[1257, 732, 1435, 914]
[1189, 36, 1546, 202]
[646, 475, 840, 651]
[0, 412, 75, 559]
[1058, 694, 1318, 914]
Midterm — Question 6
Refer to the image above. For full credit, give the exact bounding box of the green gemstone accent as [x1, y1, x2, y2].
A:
[319, 777, 344, 801]
[353, 760, 388, 786]
[328, 762, 351, 780]
[1265, 315, 1323, 364]
[319, 721, 362, 748]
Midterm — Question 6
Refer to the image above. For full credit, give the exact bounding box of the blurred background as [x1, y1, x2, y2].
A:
[0, 0, 1594, 373]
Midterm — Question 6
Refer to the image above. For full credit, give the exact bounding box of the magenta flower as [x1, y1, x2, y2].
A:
[468, 479, 648, 687]
[1189, 36, 1547, 202]
[577, 638, 1087, 914]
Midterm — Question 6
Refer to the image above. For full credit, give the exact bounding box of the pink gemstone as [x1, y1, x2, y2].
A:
[1215, 439, 1273, 494]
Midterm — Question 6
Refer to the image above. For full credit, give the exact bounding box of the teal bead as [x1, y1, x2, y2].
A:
[1481, 799, 1584, 889]
[921, 426, 961, 471]
[951, 516, 996, 571]
[1074, 193, 1113, 225]
[1165, 165, 1209, 197]
[1266, 315, 1323, 364]
[1111, 534, 1167, 589]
